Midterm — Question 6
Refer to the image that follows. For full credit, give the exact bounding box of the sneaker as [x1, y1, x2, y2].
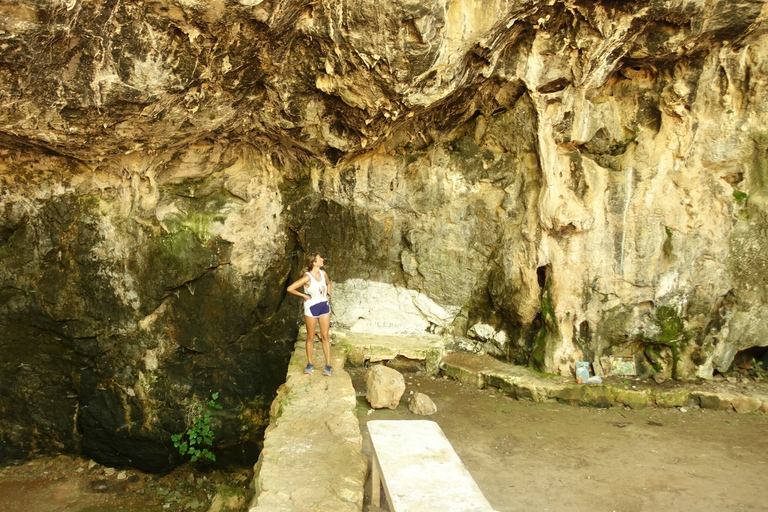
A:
[304, 364, 314, 374]
[323, 365, 332, 376]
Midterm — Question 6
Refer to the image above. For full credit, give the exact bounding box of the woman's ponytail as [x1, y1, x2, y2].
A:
[304, 253, 318, 272]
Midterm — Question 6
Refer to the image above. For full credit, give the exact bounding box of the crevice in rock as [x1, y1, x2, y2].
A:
[731, 346, 768, 378]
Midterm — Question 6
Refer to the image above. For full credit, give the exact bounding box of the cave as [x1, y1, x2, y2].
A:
[1, 0, 768, 489]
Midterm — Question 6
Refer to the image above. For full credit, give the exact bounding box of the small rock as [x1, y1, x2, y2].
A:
[409, 392, 437, 415]
[679, 407, 688, 413]
[104, 467, 116, 476]
[205, 485, 248, 512]
[87, 460, 98, 470]
[652, 372, 667, 384]
[726, 376, 737, 384]
[117, 471, 127, 480]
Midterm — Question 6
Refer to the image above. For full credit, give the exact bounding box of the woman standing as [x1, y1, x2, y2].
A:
[286, 252, 332, 376]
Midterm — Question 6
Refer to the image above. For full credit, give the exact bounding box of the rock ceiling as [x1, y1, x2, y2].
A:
[1, 0, 764, 167]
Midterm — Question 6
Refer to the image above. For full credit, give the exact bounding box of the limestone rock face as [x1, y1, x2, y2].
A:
[365, 365, 406, 410]
[2, 0, 768, 468]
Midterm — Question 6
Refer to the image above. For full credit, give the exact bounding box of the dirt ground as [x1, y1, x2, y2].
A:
[2, 369, 767, 512]
[0, 456, 252, 512]
[348, 368, 768, 512]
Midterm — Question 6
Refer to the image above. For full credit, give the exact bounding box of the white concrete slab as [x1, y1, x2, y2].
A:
[367, 420, 497, 512]
[334, 330, 445, 374]
[335, 331, 444, 360]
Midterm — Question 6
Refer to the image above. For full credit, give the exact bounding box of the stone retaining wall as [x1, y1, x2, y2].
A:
[249, 340, 367, 512]
[443, 352, 768, 413]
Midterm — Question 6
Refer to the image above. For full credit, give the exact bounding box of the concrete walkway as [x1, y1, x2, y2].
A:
[249, 337, 367, 512]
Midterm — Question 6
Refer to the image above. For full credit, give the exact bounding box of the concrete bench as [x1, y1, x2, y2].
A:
[367, 420, 498, 512]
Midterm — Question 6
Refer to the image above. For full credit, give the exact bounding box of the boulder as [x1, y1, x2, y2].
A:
[409, 393, 437, 415]
[365, 365, 406, 410]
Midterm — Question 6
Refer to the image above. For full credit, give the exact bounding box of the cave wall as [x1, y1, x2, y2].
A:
[2, 0, 768, 468]
[0, 145, 300, 471]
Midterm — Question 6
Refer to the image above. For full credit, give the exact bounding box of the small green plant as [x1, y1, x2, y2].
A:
[750, 359, 767, 381]
[733, 190, 748, 204]
[172, 392, 223, 463]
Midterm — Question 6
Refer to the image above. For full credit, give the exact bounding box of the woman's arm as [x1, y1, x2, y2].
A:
[323, 270, 331, 299]
[287, 275, 311, 300]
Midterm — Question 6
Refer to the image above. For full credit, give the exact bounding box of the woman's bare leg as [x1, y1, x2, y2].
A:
[318, 313, 331, 366]
[305, 316, 318, 365]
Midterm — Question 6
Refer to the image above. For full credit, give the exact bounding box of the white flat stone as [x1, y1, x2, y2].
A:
[335, 331, 444, 361]
[367, 420, 497, 512]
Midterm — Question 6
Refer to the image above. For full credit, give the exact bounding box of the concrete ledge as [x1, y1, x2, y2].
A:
[442, 352, 768, 413]
[334, 331, 445, 375]
[250, 341, 368, 512]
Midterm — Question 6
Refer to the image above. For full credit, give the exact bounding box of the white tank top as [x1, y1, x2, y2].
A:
[303, 271, 328, 310]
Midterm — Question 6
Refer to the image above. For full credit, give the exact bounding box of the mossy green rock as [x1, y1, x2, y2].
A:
[695, 392, 734, 411]
[653, 389, 693, 408]
[550, 385, 614, 408]
[614, 388, 652, 409]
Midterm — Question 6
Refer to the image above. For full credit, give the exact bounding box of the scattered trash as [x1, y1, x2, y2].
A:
[576, 362, 590, 383]
[576, 362, 602, 384]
